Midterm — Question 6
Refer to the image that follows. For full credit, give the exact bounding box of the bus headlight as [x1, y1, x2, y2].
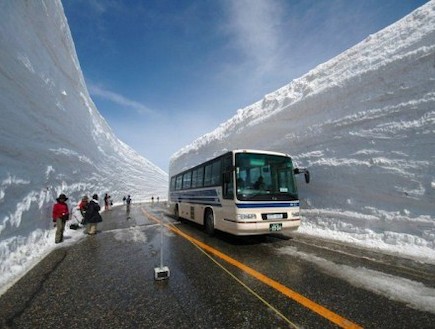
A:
[237, 213, 257, 220]
[292, 212, 300, 217]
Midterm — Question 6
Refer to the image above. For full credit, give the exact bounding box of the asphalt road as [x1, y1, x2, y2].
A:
[1, 203, 434, 328]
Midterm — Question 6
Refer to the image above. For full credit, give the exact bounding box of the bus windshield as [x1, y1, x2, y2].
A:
[235, 152, 298, 201]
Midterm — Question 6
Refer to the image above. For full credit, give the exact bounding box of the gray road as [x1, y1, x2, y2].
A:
[1, 203, 434, 328]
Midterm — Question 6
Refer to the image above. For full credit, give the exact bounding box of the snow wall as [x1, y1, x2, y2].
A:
[0, 1, 168, 293]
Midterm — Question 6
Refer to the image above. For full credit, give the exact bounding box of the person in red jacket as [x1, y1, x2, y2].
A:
[78, 195, 89, 224]
[52, 193, 70, 244]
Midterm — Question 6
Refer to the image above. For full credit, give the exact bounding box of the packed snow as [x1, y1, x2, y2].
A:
[0, 1, 167, 295]
[278, 246, 435, 314]
[171, 1, 435, 264]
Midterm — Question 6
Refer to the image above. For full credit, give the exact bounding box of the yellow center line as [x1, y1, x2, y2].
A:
[142, 207, 363, 329]
[186, 228, 300, 328]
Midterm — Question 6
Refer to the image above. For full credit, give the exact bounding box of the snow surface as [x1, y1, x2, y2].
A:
[278, 246, 435, 314]
[0, 1, 167, 295]
[171, 2, 435, 263]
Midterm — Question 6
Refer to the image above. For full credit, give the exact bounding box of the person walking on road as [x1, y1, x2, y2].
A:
[78, 195, 89, 224]
[126, 195, 132, 217]
[85, 194, 103, 235]
[52, 193, 70, 244]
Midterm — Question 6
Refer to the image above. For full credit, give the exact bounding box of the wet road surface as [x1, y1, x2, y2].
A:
[1, 203, 434, 328]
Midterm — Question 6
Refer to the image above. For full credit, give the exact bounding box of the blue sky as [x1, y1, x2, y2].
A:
[62, 0, 428, 171]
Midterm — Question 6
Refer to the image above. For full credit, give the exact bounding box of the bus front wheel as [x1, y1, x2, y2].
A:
[204, 210, 215, 236]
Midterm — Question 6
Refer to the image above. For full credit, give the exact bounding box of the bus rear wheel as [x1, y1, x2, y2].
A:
[174, 205, 180, 220]
[204, 210, 215, 236]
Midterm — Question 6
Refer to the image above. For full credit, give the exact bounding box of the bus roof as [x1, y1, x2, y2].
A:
[233, 149, 291, 158]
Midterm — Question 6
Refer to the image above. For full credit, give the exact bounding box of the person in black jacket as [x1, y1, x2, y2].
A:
[84, 194, 103, 235]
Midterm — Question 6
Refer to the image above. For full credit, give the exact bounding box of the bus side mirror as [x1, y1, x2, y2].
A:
[294, 168, 310, 184]
[304, 170, 310, 184]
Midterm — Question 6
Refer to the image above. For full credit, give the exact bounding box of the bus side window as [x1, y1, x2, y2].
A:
[211, 160, 221, 185]
[204, 164, 213, 186]
[176, 175, 182, 190]
[222, 156, 234, 199]
[223, 171, 234, 199]
[170, 177, 176, 191]
[183, 171, 192, 189]
[197, 166, 204, 187]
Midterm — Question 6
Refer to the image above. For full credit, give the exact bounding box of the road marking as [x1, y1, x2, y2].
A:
[142, 208, 363, 329]
[187, 230, 300, 328]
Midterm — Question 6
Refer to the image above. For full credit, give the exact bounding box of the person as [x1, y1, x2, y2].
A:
[78, 195, 89, 224]
[52, 193, 70, 244]
[254, 176, 265, 190]
[126, 195, 131, 214]
[84, 194, 103, 235]
[104, 193, 111, 211]
[122, 196, 126, 205]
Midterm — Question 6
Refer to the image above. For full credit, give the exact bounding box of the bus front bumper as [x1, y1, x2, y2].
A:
[223, 218, 301, 236]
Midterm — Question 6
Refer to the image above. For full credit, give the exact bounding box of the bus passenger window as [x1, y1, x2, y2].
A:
[176, 175, 182, 190]
[204, 164, 212, 186]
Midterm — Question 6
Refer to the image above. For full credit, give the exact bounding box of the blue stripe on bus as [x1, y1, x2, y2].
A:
[170, 190, 218, 197]
[178, 197, 220, 203]
[170, 190, 299, 208]
[170, 189, 221, 206]
[236, 202, 299, 208]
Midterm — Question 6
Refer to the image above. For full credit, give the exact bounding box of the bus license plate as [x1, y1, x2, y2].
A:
[267, 213, 283, 220]
[269, 223, 282, 232]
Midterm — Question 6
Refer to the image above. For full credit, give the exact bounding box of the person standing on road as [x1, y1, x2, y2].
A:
[126, 195, 132, 215]
[52, 193, 70, 244]
[85, 194, 103, 235]
[104, 193, 111, 211]
[78, 195, 89, 224]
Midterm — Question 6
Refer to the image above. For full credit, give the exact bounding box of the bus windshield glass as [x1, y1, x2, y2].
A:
[235, 152, 298, 201]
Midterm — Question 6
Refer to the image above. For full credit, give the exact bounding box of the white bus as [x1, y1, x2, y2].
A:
[168, 149, 310, 236]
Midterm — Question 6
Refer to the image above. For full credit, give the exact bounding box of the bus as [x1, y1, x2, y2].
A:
[168, 149, 310, 236]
